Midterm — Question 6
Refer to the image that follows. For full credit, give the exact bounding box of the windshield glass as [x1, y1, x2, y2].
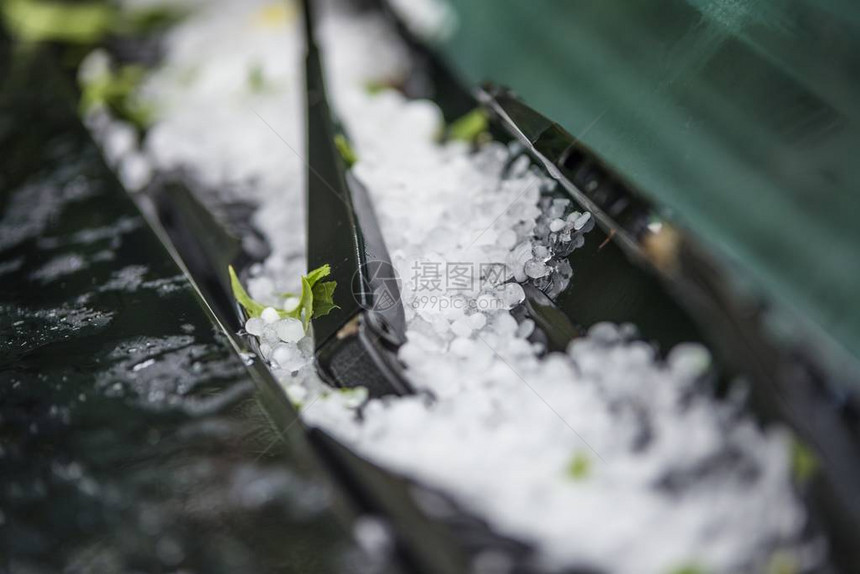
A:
[434, 0, 860, 366]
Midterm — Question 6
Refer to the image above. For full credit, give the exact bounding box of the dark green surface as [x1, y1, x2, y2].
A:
[434, 0, 860, 366]
[0, 41, 365, 573]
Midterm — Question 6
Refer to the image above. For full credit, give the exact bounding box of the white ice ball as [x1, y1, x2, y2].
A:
[261, 306, 280, 324]
[276, 318, 304, 343]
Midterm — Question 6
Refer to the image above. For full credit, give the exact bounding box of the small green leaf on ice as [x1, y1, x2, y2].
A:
[3, 0, 115, 44]
[247, 62, 266, 93]
[229, 264, 338, 329]
[446, 107, 489, 143]
[338, 386, 369, 408]
[4, 0, 184, 45]
[334, 134, 358, 168]
[790, 438, 818, 484]
[364, 79, 388, 95]
[566, 451, 591, 481]
[80, 64, 154, 129]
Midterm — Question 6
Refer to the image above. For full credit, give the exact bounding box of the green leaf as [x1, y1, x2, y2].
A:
[338, 386, 368, 408]
[80, 64, 154, 129]
[667, 566, 705, 574]
[229, 265, 266, 318]
[790, 438, 818, 484]
[334, 134, 357, 168]
[297, 276, 314, 330]
[312, 281, 338, 318]
[247, 62, 266, 93]
[446, 107, 489, 143]
[229, 264, 338, 330]
[304, 263, 331, 287]
[364, 78, 397, 95]
[566, 451, 591, 481]
[3, 0, 116, 44]
[364, 80, 387, 95]
[4, 0, 185, 46]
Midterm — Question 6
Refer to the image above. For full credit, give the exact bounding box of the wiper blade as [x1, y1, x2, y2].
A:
[303, 0, 412, 398]
[478, 84, 658, 260]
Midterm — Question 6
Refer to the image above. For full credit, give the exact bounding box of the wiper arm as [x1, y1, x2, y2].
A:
[303, 0, 412, 397]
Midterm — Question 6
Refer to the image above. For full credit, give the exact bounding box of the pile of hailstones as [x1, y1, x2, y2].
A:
[508, 195, 595, 299]
[244, 309, 312, 372]
[241, 193, 595, 372]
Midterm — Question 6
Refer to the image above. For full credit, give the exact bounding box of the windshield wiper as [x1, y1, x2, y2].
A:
[302, 0, 412, 398]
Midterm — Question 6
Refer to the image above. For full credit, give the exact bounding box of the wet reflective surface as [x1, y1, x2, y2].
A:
[0, 42, 365, 574]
